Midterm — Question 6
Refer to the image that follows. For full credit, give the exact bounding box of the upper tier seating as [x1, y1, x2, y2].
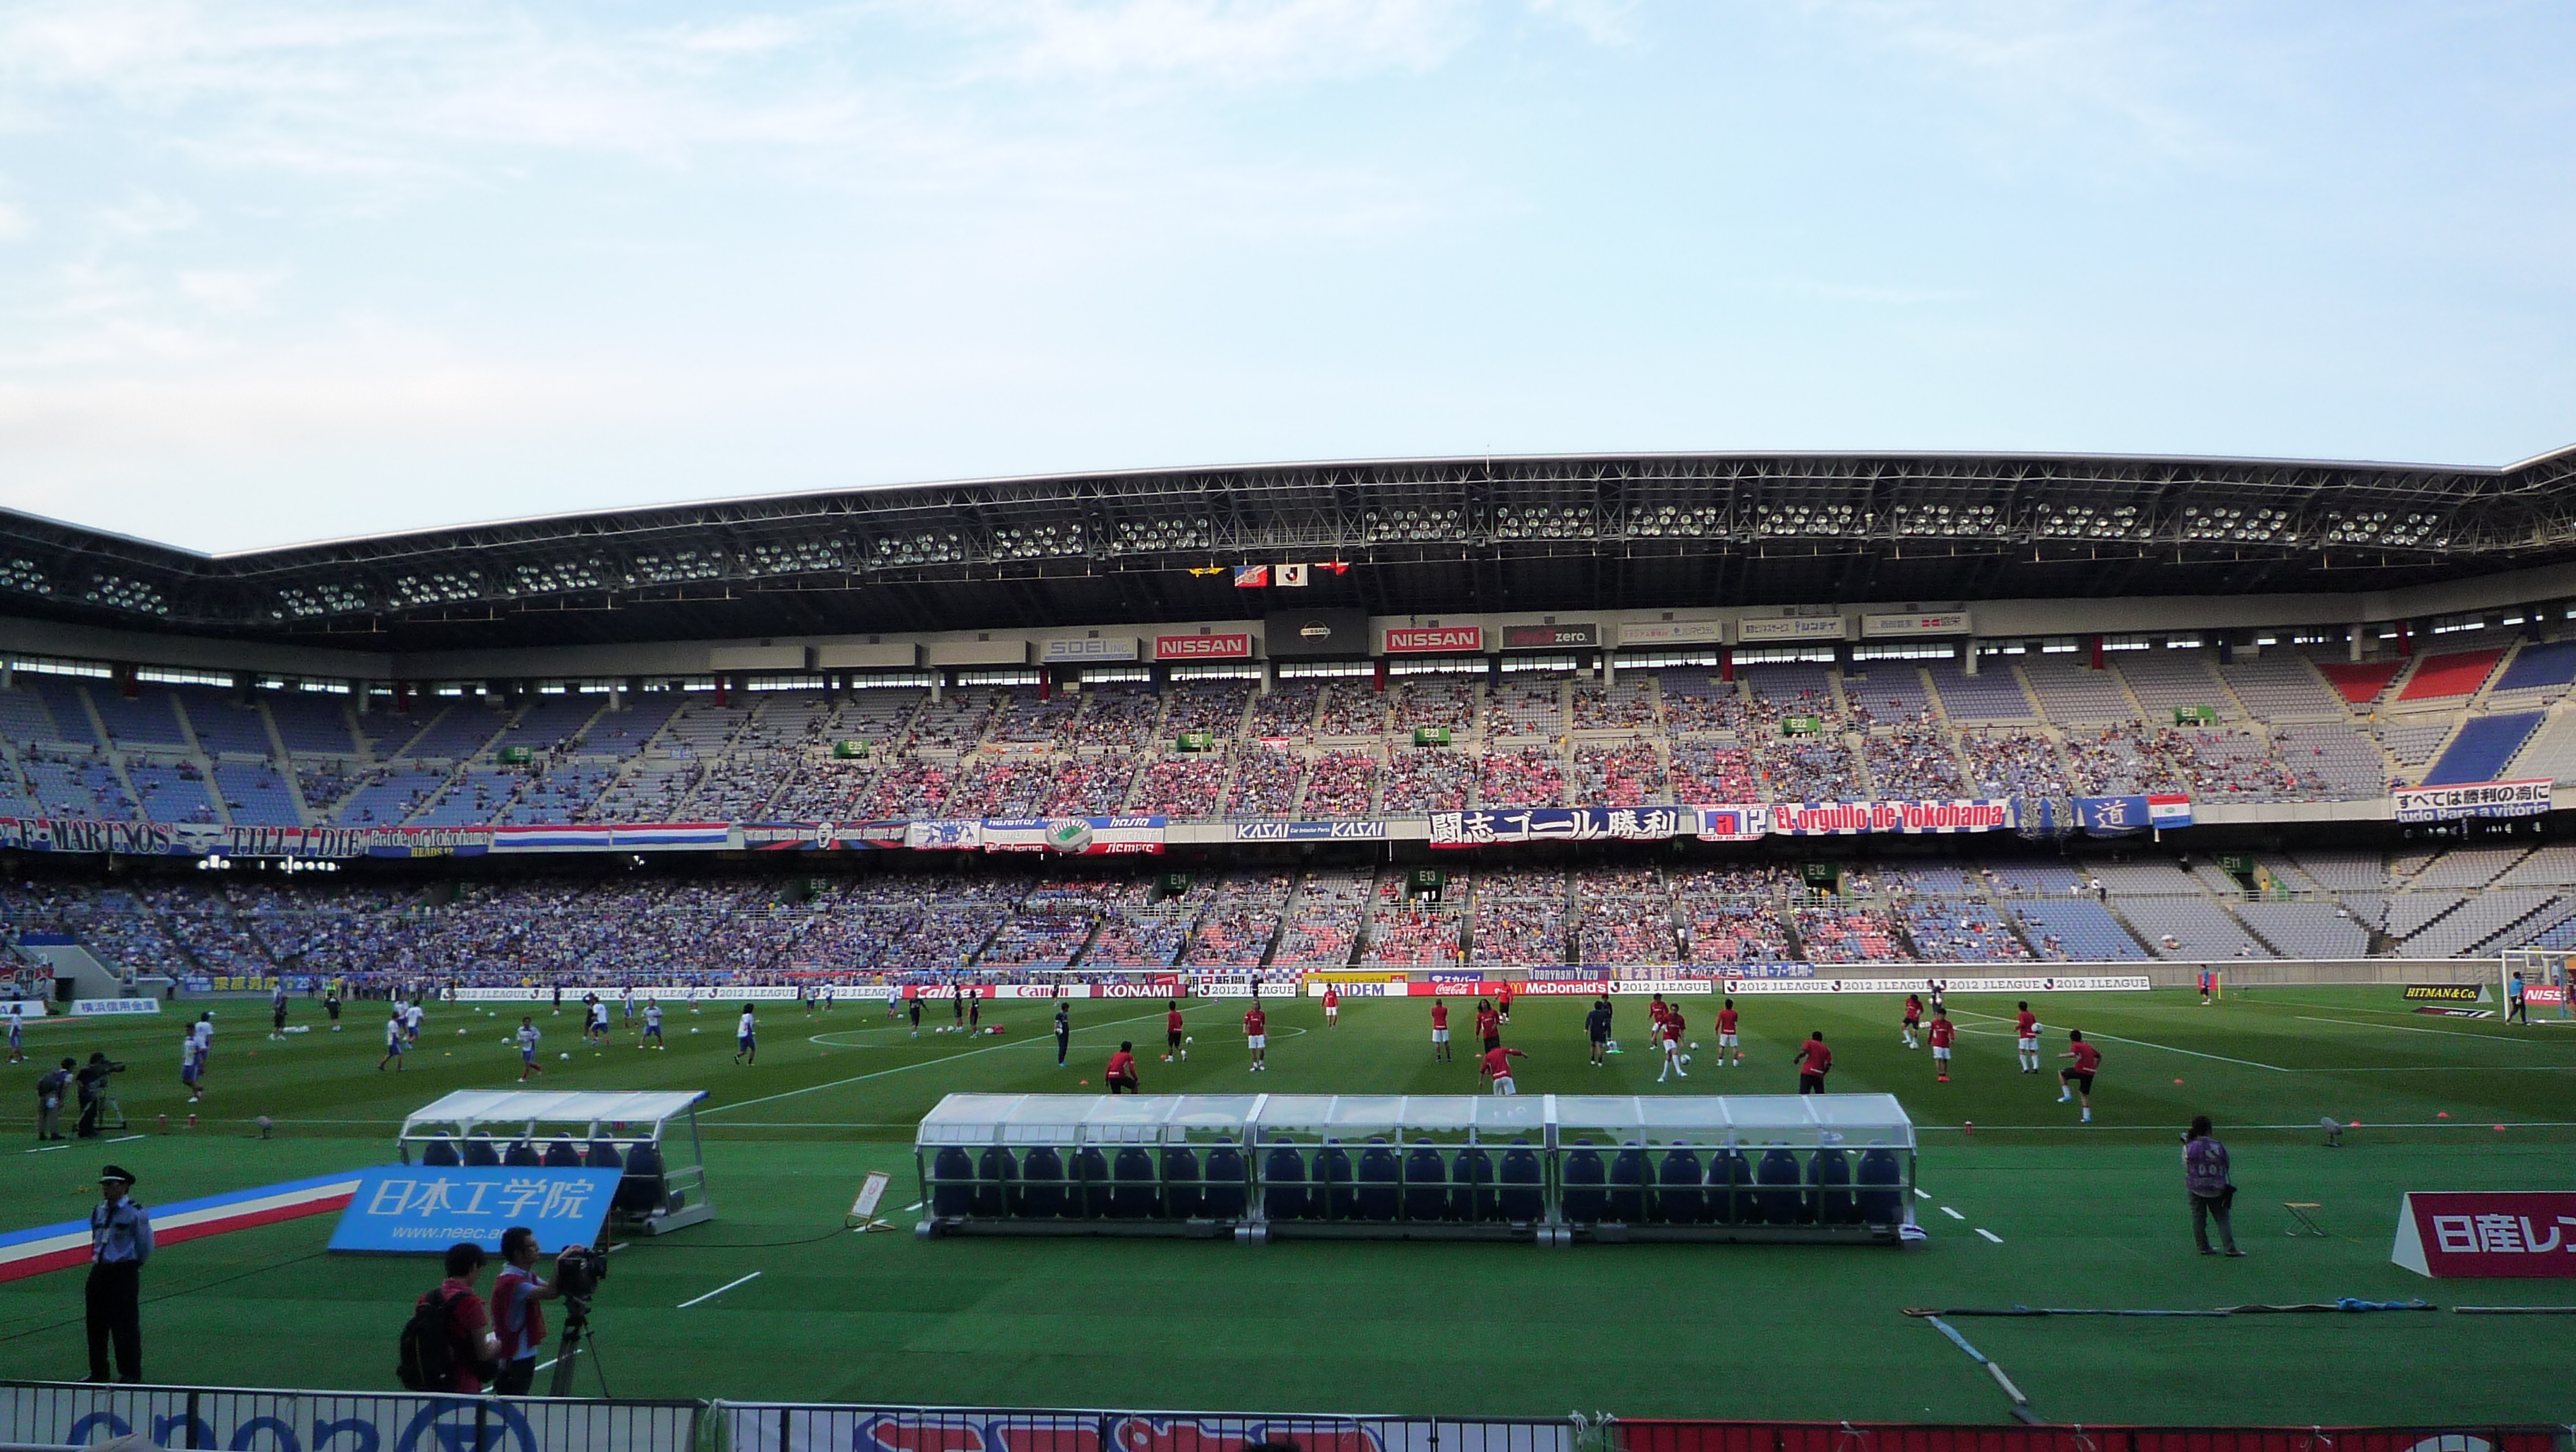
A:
[2316, 660, 2404, 705]
[2491, 638, 2576, 695]
[2020, 660, 2137, 725]
[2218, 656, 2342, 720]
[1926, 662, 2036, 722]
[2397, 648, 2505, 702]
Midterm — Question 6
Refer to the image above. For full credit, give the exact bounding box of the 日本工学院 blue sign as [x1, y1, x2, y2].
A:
[327, 1167, 619, 1254]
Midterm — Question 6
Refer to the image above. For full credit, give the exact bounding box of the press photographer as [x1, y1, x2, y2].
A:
[76, 1053, 126, 1139]
[490, 1228, 573, 1396]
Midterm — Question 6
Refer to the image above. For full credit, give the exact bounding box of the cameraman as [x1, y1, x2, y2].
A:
[489, 1227, 568, 1396]
[415, 1243, 502, 1393]
[76, 1053, 123, 1139]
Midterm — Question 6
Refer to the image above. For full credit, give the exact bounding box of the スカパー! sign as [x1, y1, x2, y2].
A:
[2391, 1191, 2576, 1278]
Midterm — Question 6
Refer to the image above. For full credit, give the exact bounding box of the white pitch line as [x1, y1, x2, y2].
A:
[903, 1201, 924, 1213]
[702, 1008, 1173, 1116]
[1975, 1227, 2004, 1244]
[1940, 1206, 1966, 1220]
[24, 1144, 67, 1155]
[103, 1134, 146, 1144]
[1914, 1189, 1933, 1200]
[677, 1270, 762, 1309]
[2295, 1016, 2565, 1047]
[1950, 1007, 2289, 1072]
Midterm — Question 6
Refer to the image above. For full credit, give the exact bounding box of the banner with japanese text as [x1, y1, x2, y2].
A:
[1429, 807, 1696, 847]
[2391, 1191, 2576, 1277]
[328, 1166, 619, 1254]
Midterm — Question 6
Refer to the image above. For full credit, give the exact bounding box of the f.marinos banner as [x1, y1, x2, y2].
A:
[980, 816, 1168, 855]
[2395, 778, 2553, 823]
[1767, 799, 2016, 835]
[1429, 807, 1697, 846]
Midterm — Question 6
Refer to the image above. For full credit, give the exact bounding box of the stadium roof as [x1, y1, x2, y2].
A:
[10, 444, 2576, 651]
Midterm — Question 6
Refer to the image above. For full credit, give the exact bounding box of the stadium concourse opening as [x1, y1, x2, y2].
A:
[3, 448, 2576, 1425]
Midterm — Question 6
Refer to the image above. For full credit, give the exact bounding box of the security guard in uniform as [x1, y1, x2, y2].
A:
[85, 1165, 152, 1383]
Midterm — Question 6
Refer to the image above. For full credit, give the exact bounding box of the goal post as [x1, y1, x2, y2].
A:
[2500, 947, 2572, 1022]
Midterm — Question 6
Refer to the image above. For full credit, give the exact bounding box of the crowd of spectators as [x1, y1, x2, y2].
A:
[1570, 741, 1664, 806]
[1574, 867, 1681, 963]
[1186, 871, 1291, 965]
[1789, 905, 1909, 962]
[1381, 750, 1470, 812]
[1270, 869, 1369, 965]
[1759, 737, 1864, 799]
[1361, 871, 1466, 965]
[1469, 866, 1569, 965]
[1861, 730, 1969, 797]
[1297, 751, 1379, 817]
[1477, 747, 1568, 808]
[1669, 744, 1758, 801]
[1128, 756, 1228, 818]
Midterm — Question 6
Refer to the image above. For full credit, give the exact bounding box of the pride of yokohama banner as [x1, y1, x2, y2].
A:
[1767, 799, 2017, 835]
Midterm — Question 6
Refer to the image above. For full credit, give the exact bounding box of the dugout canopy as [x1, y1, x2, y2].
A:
[398, 1089, 714, 1234]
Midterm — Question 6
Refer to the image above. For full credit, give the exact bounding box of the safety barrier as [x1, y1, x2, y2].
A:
[718, 1405, 1583, 1452]
[0, 1383, 702, 1452]
[1617, 1424, 2573, 1452]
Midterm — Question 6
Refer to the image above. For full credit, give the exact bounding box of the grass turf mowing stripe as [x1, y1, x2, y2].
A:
[699, 1007, 1176, 1117]
[1949, 1008, 2289, 1071]
[2295, 1015, 2575, 1046]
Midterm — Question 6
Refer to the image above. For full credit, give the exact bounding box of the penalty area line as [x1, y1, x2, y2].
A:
[1949, 1008, 2289, 1072]
[700, 1008, 1174, 1117]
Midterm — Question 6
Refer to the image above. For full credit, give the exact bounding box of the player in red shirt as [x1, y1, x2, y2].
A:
[1793, 1030, 1832, 1094]
[1474, 1000, 1502, 1053]
[1901, 993, 1924, 1049]
[1430, 999, 1451, 1061]
[1321, 985, 1340, 1027]
[1657, 1004, 1688, 1083]
[2014, 1001, 2040, 1073]
[1243, 1003, 1269, 1073]
[1105, 1041, 1140, 1094]
[1479, 1043, 1527, 1095]
[1717, 997, 1741, 1068]
[1928, 1013, 1955, 1082]
[1164, 1000, 1186, 1062]
[1496, 980, 1514, 1024]
[2056, 1029, 2101, 1121]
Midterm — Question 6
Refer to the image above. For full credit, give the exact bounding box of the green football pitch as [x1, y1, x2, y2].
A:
[2, 987, 2572, 1424]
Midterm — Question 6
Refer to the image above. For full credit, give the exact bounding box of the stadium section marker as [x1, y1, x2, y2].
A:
[0, 1170, 361, 1282]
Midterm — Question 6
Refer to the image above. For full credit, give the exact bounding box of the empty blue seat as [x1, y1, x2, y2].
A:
[1809, 1148, 1858, 1225]
[973, 1147, 1016, 1218]
[1561, 1143, 1606, 1224]
[1355, 1142, 1400, 1222]
[1655, 1146, 1705, 1225]
[1607, 1146, 1647, 1224]
[1162, 1147, 1203, 1220]
[1071, 1147, 1111, 1218]
[1109, 1147, 1156, 1219]
[930, 1147, 974, 1218]
[1452, 1148, 1496, 1222]
[1856, 1148, 1904, 1225]
[585, 1141, 622, 1170]
[1318, 1143, 1356, 1221]
[615, 1143, 667, 1216]
[1402, 1146, 1450, 1221]
[541, 1140, 584, 1169]
[502, 1141, 544, 1168]
[1203, 1143, 1246, 1220]
[1498, 1142, 1543, 1222]
[1018, 1146, 1066, 1218]
[1754, 1147, 1802, 1226]
[462, 1137, 501, 1168]
[421, 1138, 461, 1168]
[1263, 1145, 1309, 1221]
[1710, 1149, 1753, 1225]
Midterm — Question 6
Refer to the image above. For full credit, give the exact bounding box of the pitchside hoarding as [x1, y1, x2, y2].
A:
[2391, 1191, 2576, 1278]
[328, 1166, 619, 1254]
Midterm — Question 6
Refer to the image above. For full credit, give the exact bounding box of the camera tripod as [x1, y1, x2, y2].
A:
[546, 1296, 610, 1398]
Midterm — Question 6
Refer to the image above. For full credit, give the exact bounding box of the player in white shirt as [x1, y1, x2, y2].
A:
[191, 1013, 214, 1078]
[640, 999, 664, 1049]
[734, 1005, 758, 1065]
[376, 1011, 405, 1071]
[588, 997, 611, 1045]
[516, 1018, 545, 1082]
[621, 987, 636, 1023]
[818, 983, 835, 1013]
[401, 1001, 424, 1045]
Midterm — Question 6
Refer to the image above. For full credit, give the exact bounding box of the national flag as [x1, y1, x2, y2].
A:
[1318, 561, 1350, 576]
[1278, 564, 1309, 587]
[2146, 794, 2193, 827]
[1232, 565, 1270, 588]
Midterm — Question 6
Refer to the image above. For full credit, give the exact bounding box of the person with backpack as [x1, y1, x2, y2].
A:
[400, 1243, 501, 1393]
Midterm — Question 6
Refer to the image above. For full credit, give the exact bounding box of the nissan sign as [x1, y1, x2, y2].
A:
[1155, 633, 1253, 661]
[1384, 626, 1486, 654]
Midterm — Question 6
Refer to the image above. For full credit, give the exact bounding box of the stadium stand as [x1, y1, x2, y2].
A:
[2398, 648, 2505, 702]
[2421, 710, 2544, 785]
[2020, 659, 2139, 724]
[1270, 869, 1369, 967]
[2317, 659, 2406, 706]
[2008, 898, 2150, 960]
[1468, 866, 1570, 965]
[1926, 661, 2036, 721]
[1573, 867, 1680, 965]
[2117, 652, 2238, 720]
[2219, 655, 2345, 720]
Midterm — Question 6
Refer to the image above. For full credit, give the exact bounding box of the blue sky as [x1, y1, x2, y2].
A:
[1, 1, 2570, 552]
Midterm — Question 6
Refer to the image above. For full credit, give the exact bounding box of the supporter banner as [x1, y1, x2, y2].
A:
[906, 820, 983, 850]
[1693, 804, 1769, 842]
[1042, 636, 1139, 665]
[745, 822, 844, 851]
[724, 1408, 1568, 1452]
[1232, 820, 1390, 842]
[3, 1386, 698, 1452]
[2392, 1191, 2576, 1278]
[1616, 619, 1724, 647]
[2395, 778, 2554, 823]
[614, 823, 732, 850]
[1715, 975, 2152, 994]
[228, 824, 494, 859]
[455, 985, 803, 1002]
[2070, 795, 2194, 835]
[1429, 806, 1695, 847]
[1155, 632, 1253, 661]
[979, 816, 1168, 855]
[489, 823, 732, 852]
[1384, 625, 1485, 655]
[1861, 611, 1970, 638]
[2404, 984, 2488, 1002]
[1501, 624, 1599, 650]
[328, 1166, 619, 1254]
[71, 998, 160, 1016]
[1768, 799, 2015, 835]
[1736, 615, 1846, 643]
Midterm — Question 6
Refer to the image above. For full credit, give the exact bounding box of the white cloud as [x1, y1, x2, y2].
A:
[0, 201, 28, 241]
[97, 191, 198, 236]
[177, 268, 283, 314]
